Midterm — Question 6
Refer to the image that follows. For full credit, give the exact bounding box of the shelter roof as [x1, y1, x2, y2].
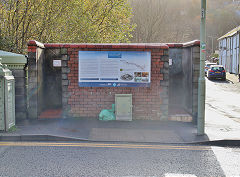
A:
[0, 50, 27, 64]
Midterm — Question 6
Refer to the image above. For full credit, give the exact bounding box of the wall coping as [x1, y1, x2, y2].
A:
[167, 40, 200, 48]
[28, 41, 169, 49]
[182, 40, 200, 48]
[28, 40, 45, 49]
[166, 43, 183, 48]
[44, 43, 170, 49]
[28, 40, 200, 50]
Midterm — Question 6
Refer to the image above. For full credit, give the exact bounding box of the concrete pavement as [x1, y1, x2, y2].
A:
[205, 72, 240, 145]
[0, 113, 239, 145]
[0, 118, 208, 143]
[1, 113, 239, 145]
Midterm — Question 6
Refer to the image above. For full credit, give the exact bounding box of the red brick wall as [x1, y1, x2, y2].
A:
[64, 44, 169, 120]
[27, 41, 169, 120]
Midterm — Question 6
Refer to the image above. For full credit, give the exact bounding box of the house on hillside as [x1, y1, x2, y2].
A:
[218, 26, 240, 75]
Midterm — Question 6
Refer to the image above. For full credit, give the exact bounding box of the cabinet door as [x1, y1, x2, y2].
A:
[115, 94, 132, 121]
[5, 78, 15, 131]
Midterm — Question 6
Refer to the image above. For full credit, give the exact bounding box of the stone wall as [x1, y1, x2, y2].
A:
[12, 69, 27, 120]
[191, 46, 200, 123]
[27, 41, 45, 119]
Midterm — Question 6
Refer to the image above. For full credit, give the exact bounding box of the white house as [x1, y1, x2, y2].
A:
[218, 26, 240, 74]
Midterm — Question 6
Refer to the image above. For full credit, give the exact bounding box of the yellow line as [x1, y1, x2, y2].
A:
[0, 142, 210, 148]
[0, 142, 209, 148]
[0, 142, 211, 151]
[0, 144, 209, 151]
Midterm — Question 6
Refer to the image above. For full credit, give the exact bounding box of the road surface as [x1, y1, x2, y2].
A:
[0, 141, 240, 177]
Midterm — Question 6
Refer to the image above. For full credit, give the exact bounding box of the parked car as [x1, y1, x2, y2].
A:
[205, 62, 217, 75]
[207, 65, 226, 81]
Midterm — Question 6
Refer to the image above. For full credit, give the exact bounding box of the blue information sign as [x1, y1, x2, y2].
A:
[78, 51, 151, 87]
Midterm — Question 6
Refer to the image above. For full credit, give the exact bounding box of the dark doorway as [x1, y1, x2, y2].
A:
[169, 48, 193, 115]
[44, 58, 62, 108]
[38, 49, 62, 118]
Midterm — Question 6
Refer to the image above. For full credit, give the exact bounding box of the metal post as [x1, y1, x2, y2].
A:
[197, 0, 206, 135]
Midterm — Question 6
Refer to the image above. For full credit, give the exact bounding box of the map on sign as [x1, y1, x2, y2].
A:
[119, 60, 146, 70]
[78, 51, 151, 87]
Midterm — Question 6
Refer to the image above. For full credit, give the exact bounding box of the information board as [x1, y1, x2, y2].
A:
[79, 51, 151, 87]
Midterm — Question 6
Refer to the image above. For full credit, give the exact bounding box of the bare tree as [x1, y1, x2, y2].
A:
[130, 0, 201, 43]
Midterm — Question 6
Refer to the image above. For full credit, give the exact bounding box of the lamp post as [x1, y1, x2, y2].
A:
[197, 0, 206, 135]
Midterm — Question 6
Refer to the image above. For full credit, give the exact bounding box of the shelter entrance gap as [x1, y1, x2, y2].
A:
[37, 49, 62, 118]
[169, 48, 193, 116]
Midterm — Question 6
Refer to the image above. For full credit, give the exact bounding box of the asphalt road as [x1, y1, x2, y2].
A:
[0, 141, 240, 177]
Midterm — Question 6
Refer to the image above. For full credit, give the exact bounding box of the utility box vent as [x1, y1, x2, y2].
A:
[115, 94, 132, 121]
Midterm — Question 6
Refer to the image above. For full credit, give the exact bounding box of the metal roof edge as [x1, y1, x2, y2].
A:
[218, 25, 240, 40]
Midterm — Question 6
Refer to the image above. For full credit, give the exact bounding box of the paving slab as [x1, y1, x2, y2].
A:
[89, 128, 182, 143]
[0, 118, 209, 144]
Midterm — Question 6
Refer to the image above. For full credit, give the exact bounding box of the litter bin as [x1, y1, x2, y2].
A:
[0, 58, 15, 131]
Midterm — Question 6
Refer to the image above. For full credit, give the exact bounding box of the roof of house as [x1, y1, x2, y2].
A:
[218, 25, 240, 40]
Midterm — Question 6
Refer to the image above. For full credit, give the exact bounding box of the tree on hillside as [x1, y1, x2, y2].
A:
[0, 30, 14, 51]
[206, 0, 240, 55]
[130, 0, 168, 43]
[130, 0, 240, 57]
[0, 0, 134, 53]
[57, 0, 134, 43]
[130, 0, 200, 43]
[1, 0, 71, 53]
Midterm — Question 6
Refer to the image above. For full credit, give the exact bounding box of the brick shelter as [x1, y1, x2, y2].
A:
[27, 41, 200, 121]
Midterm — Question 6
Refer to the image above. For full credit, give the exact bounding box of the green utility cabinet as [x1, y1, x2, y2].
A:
[115, 94, 132, 121]
[0, 58, 15, 131]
